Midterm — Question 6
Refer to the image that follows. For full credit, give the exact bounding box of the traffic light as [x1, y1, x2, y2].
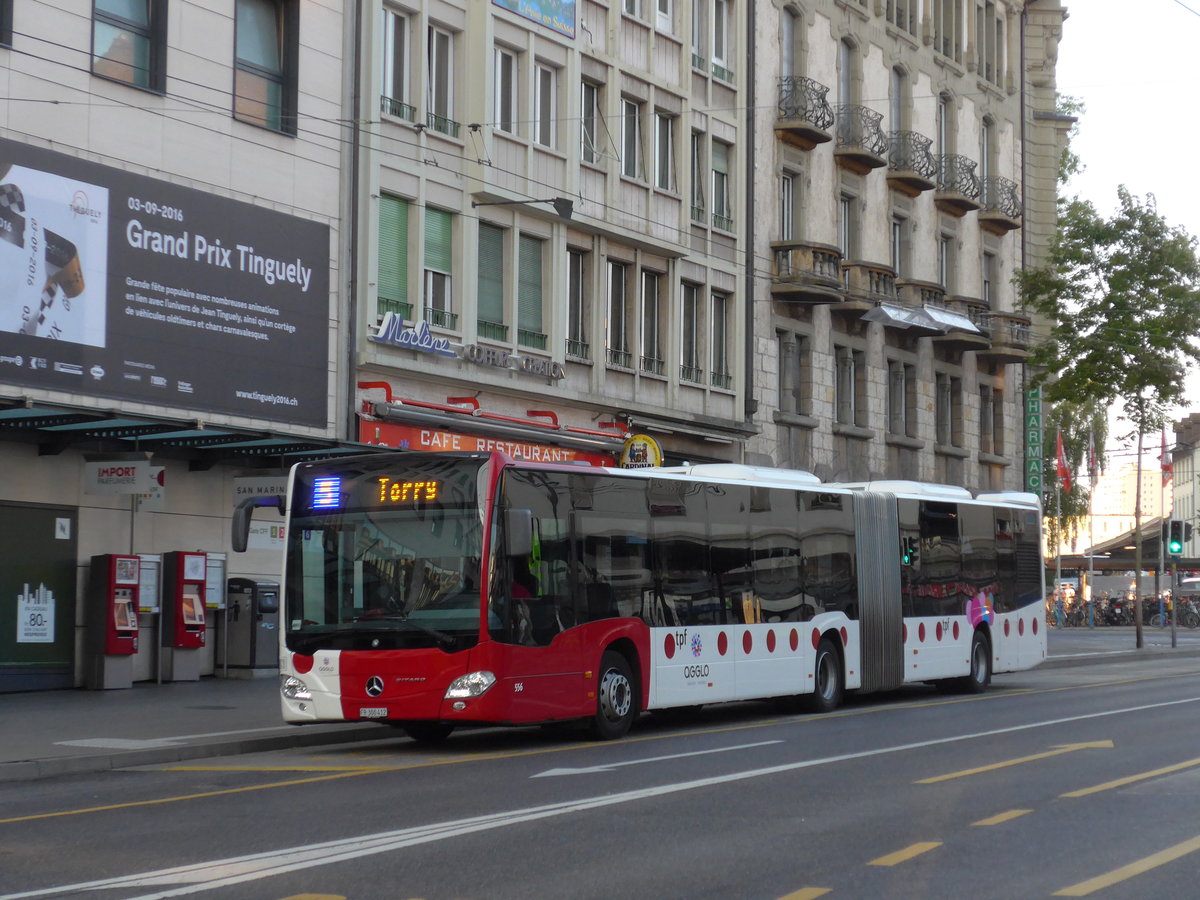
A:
[901, 537, 919, 566]
[1167, 519, 1185, 556]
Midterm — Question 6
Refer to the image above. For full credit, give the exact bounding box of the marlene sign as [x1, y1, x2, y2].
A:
[360, 420, 613, 466]
[84, 460, 156, 494]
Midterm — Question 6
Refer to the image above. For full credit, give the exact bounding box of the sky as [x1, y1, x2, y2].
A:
[1054, 0, 1200, 458]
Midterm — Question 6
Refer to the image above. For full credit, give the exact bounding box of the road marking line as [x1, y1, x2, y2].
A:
[532, 740, 783, 777]
[1060, 755, 1200, 798]
[868, 842, 942, 866]
[972, 809, 1032, 826]
[917, 741, 1113, 783]
[776, 888, 831, 899]
[1053, 834, 1200, 896]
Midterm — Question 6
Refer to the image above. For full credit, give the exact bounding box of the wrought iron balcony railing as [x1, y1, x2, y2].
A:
[477, 319, 508, 342]
[937, 154, 981, 200]
[426, 111, 461, 138]
[565, 338, 590, 359]
[518, 329, 547, 351]
[680, 364, 704, 384]
[381, 96, 415, 121]
[425, 306, 458, 330]
[606, 347, 632, 369]
[980, 176, 1022, 219]
[777, 76, 834, 130]
[835, 105, 888, 161]
[888, 131, 936, 180]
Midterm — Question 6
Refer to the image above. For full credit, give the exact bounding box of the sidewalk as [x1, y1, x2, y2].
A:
[2, 627, 1199, 783]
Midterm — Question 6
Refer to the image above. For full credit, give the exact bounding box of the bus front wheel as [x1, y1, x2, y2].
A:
[811, 637, 843, 713]
[592, 651, 637, 740]
[402, 722, 455, 743]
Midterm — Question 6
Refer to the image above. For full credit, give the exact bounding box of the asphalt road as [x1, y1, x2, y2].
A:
[3, 656, 1200, 900]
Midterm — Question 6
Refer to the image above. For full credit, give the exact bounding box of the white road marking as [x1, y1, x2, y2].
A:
[7, 696, 1198, 900]
[532, 739, 784, 776]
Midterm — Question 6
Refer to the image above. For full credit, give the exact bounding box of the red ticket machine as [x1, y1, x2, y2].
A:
[85, 554, 140, 689]
[161, 551, 207, 681]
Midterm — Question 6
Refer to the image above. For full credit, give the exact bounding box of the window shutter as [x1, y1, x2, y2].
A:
[518, 235, 543, 332]
[377, 195, 409, 314]
[424, 208, 452, 272]
[477, 224, 504, 323]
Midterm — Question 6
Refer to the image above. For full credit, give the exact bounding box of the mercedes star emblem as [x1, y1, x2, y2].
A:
[365, 675, 385, 698]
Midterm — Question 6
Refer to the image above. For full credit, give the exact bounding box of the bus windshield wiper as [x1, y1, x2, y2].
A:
[358, 612, 456, 649]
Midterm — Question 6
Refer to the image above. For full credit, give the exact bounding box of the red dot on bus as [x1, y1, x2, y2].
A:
[811, 628, 821, 650]
[1018, 618, 1025, 636]
[1004, 619, 1011, 637]
[789, 628, 799, 651]
[664, 633, 675, 659]
[718, 632, 728, 656]
[767, 630, 777, 653]
[293, 654, 314, 674]
[840, 627, 848, 646]
[936, 623, 943, 641]
[1032, 617, 1039, 635]
[953, 622, 960, 640]
[743, 631, 753, 654]
[918, 623, 926, 643]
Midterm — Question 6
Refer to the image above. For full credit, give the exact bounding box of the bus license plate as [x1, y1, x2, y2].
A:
[359, 707, 387, 718]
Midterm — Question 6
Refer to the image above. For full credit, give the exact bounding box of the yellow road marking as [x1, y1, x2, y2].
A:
[1061, 755, 1200, 798]
[868, 842, 942, 866]
[916, 741, 1113, 783]
[1054, 834, 1200, 896]
[972, 808, 1033, 826]
[777, 889, 831, 899]
[279, 895, 346, 899]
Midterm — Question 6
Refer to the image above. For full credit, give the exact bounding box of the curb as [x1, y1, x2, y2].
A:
[1038, 647, 1200, 670]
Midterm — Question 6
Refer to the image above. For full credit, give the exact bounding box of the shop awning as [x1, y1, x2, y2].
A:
[861, 303, 942, 332]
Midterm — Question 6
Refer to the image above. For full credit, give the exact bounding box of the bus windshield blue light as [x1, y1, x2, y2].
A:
[312, 477, 342, 509]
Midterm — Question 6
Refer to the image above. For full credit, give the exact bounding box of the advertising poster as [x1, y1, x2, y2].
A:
[492, 0, 576, 38]
[0, 137, 330, 427]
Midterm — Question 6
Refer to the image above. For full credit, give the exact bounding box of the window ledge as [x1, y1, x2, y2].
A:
[934, 443, 970, 459]
[774, 411, 818, 430]
[885, 434, 924, 450]
[978, 452, 1010, 467]
[833, 423, 874, 440]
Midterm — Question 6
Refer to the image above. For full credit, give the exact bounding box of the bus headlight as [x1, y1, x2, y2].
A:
[281, 675, 313, 701]
[444, 670, 496, 699]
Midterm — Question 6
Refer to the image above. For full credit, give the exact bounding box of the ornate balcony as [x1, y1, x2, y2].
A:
[934, 154, 981, 216]
[842, 260, 898, 312]
[887, 131, 937, 196]
[925, 302, 990, 352]
[776, 76, 834, 150]
[770, 241, 843, 305]
[977, 312, 1032, 363]
[834, 105, 888, 174]
[979, 176, 1022, 234]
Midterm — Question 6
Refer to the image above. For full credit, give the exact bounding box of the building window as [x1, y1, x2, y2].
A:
[982, 250, 996, 305]
[712, 0, 732, 82]
[377, 194, 411, 321]
[690, 132, 706, 221]
[780, 172, 796, 241]
[427, 25, 456, 136]
[656, 0, 672, 32]
[979, 117, 995, 183]
[623, 0, 641, 16]
[888, 359, 916, 437]
[494, 48, 517, 134]
[581, 81, 601, 163]
[837, 38, 855, 106]
[836, 345, 865, 427]
[641, 270, 664, 375]
[976, 0, 1003, 86]
[889, 66, 908, 131]
[979, 385, 995, 454]
[381, 8, 412, 120]
[0, 1, 11, 46]
[936, 92, 953, 156]
[691, 0, 707, 70]
[680, 282, 702, 383]
[934, 0, 962, 63]
[518, 235, 546, 349]
[567, 249, 590, 359]
[887, 0, 916, 35]
[234, 0, 296, 133]
[838, 193, 859, 266]
[712, 140, 732, 231]
[780, 7, 801, 79]
[534, 64, 555, 148]
[621, 99, 642, 179]
[424, 208, 455, 329]
[93, 0, 166, 91]
[477, 223, 506, 340]
[939, 232, 956, 292]
[654, 113, 675, 191]
[936, 372, 963, 447]
[778, 331, 811, 415]
[711, 291, 731, 388]
[891, 215, 909, 278]
[607, 261, 631, 367]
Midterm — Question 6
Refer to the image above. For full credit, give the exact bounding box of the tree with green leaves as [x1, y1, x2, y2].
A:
[1019, 186, 1200, 645]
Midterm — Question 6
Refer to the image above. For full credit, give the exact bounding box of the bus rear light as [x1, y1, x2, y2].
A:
[281, 675, 313, 701]
[445, 670, 496, 699]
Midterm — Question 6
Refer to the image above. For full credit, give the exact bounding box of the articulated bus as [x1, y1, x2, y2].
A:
[234, 451, 1045, 741]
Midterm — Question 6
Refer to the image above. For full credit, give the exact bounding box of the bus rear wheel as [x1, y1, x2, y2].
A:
[591, 651, 637, 740]
[810, 637, 843, 713]
[961, 630, 991, 693]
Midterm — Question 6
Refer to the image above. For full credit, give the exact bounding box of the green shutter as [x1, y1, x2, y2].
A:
[377, 195, 409, 317]
[477, 224, 504, 323]
[517, 235, 543, 336]
[424, 207, 452, 272]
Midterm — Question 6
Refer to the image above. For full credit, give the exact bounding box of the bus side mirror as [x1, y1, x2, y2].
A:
[232, 495, 285, 552]
[505, 508, 533, 558]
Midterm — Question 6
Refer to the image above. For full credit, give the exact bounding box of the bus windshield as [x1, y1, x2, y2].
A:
[284, 454, 489, 654]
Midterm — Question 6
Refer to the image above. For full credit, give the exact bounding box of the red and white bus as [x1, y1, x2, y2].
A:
[234, 451, 1045, 741]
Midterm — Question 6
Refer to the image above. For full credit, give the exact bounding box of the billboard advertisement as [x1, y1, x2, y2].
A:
[0, 136, 330, 427]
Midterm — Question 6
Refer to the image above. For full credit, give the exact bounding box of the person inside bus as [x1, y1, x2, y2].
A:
[509, 563, 537, 644]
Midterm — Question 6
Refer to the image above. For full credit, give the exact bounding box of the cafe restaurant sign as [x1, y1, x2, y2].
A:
[360, 420, 613, 466]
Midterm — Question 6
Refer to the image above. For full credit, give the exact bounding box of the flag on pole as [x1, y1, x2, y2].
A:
[1056, 430, 1072, 493]
[1161, 429, 1174, 487]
